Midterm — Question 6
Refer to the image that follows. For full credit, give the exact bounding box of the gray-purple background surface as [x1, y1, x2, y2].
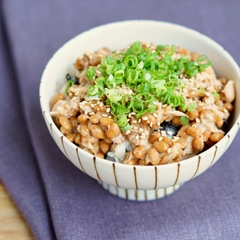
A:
[0, 0, 240, 239]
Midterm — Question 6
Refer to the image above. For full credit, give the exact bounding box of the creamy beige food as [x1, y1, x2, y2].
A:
[50, 42, 235, 165]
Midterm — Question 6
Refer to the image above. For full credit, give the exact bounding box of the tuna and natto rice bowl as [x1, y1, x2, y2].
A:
[50, 42, 235, 166]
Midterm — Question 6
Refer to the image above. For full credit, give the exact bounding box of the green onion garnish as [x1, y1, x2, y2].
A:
[188, 102, 197, 112]
[76, 42, 212, 130]
[65, 74, 76, 94]
[86, 67, 95, 80]
[212, 91, 220, 98]
[180, 116, 189, 125]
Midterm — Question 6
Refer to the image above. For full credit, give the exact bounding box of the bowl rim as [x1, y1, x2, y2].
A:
[40, 19, 240, 170]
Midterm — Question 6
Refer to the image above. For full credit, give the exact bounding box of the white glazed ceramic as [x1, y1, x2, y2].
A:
[40, 20, 240, 201]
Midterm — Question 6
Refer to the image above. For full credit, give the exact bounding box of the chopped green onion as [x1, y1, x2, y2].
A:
[65, 74, 76, 94]
[87, 85, 98, 96]
[212, 91, 220, 98]
[167, 95, 180, 107]
[180, 116, 189, 125]
[105, 88, 123, 103]
[86, 68, 95, 80]
[78, 42, 212, 130]
[188, 102, 197, 112]
[124, 55, 138, 68]
[199, 87, 205, 94]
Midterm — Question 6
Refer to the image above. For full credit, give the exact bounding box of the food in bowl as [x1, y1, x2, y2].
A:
[50, 41, 235, 166]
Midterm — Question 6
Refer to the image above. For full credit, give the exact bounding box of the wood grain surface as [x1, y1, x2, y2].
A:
[0, 182, 34, 240]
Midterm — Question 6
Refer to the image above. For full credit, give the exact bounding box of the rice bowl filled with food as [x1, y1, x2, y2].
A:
[40, 20, 240, 200]
[50, 42, 235, 165]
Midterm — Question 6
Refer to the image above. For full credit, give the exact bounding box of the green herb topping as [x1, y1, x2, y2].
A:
[82, 42, 211, 130]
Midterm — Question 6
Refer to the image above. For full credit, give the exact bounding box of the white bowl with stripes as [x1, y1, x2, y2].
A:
[40, 20, 240, 201]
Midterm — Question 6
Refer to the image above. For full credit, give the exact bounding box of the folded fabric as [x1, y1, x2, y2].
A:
[1, 0, 240, 239]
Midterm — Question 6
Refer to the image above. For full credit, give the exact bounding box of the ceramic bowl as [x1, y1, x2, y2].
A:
[40, 20, 240, 201]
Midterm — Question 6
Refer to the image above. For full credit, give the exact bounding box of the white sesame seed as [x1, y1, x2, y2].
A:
[172, 136, 179, 142]
[132, 120, 137, 124]
[205, 92, 210, 96]
[140, 135, 146, 139]
[106, 108, 111, 113]
[150, 122, 153, 127]
[153, 113, 158, 118]
[139, 128, 144, 132]
[138, 119, 142, 123]
[102, 114, 108, 117]
[142, 116, 148, 121]
[167, 130, 173, 136]
[159, 137, 163, 141]
[167, 148, 172, 153]
[136, 135, 140, 140]
[89, 112, 95, 115]
[161, 131, 166, 136]
[196, 118, 200, 123]
[125, 130, 131, 135]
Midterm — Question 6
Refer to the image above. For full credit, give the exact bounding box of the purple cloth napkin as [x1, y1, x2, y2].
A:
[1, 0, 240, 239]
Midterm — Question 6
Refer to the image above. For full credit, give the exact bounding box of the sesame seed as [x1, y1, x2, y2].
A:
[140, 135, 146, 139]
[205, 92, 210, 96]
[167, 148, 172, 153]
[106, 108, 111, 113]
[158, 137, 163, 141]
[142, 116, 148, 121]
[196, 118, 200, 123]
[89, 112, 95, 115]
[161, 131, 166, 136]
[167, 130, 173, 136]
[150, 122, 153, 127]
[125, 130, 131, 135]
[153, 113, 158, 118]
[139, 128, 144, 132]
[172, 136, 179, 142]
[136, 135, 139, 140]
[138, 119, 142, 123]
[132, 120, 137, 124]
[102, 114, 108, 117]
